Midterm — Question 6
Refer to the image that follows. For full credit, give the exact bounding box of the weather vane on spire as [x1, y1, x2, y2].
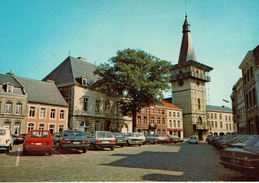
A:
[185, 0, 188, 17]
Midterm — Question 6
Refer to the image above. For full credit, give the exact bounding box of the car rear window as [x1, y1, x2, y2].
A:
[30, 131, 49, 138]
[97, 132, 113, 138]
[0, 129, 6, 135]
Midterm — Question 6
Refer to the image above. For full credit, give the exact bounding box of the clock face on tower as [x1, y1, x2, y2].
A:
[178, 79, 184, 86]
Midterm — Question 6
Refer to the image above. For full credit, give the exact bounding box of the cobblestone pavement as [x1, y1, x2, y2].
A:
[0, 142, 255, 182]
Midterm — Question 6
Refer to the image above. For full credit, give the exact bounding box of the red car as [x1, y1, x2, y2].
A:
[23, 130, 54, 156]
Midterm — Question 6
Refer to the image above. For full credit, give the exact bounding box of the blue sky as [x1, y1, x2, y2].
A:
[1, 0, 259, 107]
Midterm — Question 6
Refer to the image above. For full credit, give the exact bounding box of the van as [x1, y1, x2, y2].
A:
[0, 127, 13, 154]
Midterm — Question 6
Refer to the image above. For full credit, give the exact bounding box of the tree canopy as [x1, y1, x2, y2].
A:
[93, 48, 171, 132]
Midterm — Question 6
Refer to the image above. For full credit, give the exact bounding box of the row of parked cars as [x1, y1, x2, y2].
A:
[207, 134, 259, 178]
[0, 129, 184, 155]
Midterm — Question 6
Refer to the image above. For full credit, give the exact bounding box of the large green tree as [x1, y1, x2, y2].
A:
[94, 48, 171, 132]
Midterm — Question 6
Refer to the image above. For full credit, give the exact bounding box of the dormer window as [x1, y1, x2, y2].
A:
[3, 82, 14, 93]
[82, 78, 87, 86]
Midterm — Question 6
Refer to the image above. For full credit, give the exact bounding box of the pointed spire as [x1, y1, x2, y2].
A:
[178, 15, 197, 64]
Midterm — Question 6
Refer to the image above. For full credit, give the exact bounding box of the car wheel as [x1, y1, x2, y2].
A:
[82, 147, 87, 153]
[120, 145, 123, 147]
[139, 144, 141, 147]
[22, 149, 27, 156]
[48, 151, 52, 156]
[110, 147, 114, 151]
[6, 146, 10, 155]
[127, 141, 130, 146]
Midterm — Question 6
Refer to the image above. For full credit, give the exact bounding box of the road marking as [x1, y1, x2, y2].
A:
[61, 154, 69, 159]
[0, 148, 20, 167]
[15, 148, 20, 166]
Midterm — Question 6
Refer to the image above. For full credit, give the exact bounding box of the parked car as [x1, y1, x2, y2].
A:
[133, 132, 147, 145]
[52, 132, 60, 145]
[0, 127, 13, 154]
[23, 130, 53, 156]
[219, 135, 259, 177]
[168, 135, 181, 144]
[112, 132, 127, 147]
[122, 132, 143, 146]
[189, 136, 198, 144]
[84, 132, 91, 138]
[56, 130, 89, 153]
[224, 135, 255, 149]
[209, 135, 221, 145]
[89, 131, 116, 150]
[144, 134, 157, 145]
[12, 133, 26, 145]
[154, 134, 170, 144]
[214, 134, 239, 149]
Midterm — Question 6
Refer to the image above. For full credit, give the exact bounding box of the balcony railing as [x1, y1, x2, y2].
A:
[196, 124, 210, 130]
[149, 123, 157, 130]
[171, 71, 211, 82]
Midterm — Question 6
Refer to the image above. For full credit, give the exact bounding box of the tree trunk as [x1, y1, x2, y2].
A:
[132, 109, 137, 132]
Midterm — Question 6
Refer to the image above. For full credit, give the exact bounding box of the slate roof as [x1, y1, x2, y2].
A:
[207, 105, 232, 112]
[15, 76, 68, 107]
[42, 56, 100, 87]
[0, 73, 26, 95]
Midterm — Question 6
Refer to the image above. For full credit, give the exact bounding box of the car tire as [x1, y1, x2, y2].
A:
[139, 144, 141, 147]
[110, 147, 114, 151]
[82, 147, 87, 153]
[23, 149, 27, 156]
[6, 146, 10, 155]
[120, 145, 123, 147]
[48, 151, 52, 156]
[127, 141, 130, 146]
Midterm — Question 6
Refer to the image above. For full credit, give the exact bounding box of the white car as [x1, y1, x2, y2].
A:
[122, 132, 143, 146]
[133, 132, 147, 145]
[88, 131, 116, 150]
[189, 136, 198, 144]
[0, 127, 13, 154]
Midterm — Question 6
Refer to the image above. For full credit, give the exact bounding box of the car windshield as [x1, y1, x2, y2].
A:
[112, 133, 123, 137]
[30, 131, 49, 138]
[124, 133, 135, 137]
[64, 131, 85, 137]
[97, 132, 113, 138]
[0, 129, 6, 135]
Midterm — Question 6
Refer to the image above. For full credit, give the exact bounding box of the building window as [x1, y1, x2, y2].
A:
[5, 102, 12, 114]
[49, 124, 55, 134]
[137, 116, 141, 124]
[177, 112, 180, 117]
[169, 120, 172, 127]
[95, 100, 100, 113]
[4, 121, 11, 128]
[82, 78, 87, 86]
[173, 112, 176, 117]
[211, 113, 213, 119]
[14, 122, 21, 135]
[214, 114, 217, 119]
[95, 122, 100, 131]
[39, 123, 45, 130]
[177, 121, 180, 127]
[150, 108, 154, 114]
[50, 109, 56, 119]
[83, 98, 88, 111]
[219, 114, 222, 120]
[105, 101, 110, 114]
[215, 121, 217, 128]
[15, 103, 22, 115]
[143, 117, 147, 124]
[60, 110, 65, 119]
[28, 123, 35, 132]
[157, 118, 160, 124]
[59, 124, 64, 132]
[29, 106, 36, 117]
[226, 124, 228, 130]
[3, 83, 14, 93]
[211, 121, 214, 128]
[151, 117, 154, 123]
[173, 120, 176, 127]
[220, 121, 222, 128]
[198, 98, 201, 109]
[143, 108, 147, 113]
[162, 110, 165, 115]
[169, 111, 172, 117]
[40, 108, 46, 118]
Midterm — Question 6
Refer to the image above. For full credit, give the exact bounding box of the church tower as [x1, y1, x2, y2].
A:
[170, 15, 213, 140]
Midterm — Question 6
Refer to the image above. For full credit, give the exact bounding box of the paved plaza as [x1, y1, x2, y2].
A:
[0, 142, 253, 182]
